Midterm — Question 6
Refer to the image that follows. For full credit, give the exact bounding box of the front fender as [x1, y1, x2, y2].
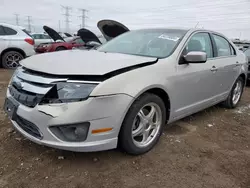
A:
[90, 62, 174, 102]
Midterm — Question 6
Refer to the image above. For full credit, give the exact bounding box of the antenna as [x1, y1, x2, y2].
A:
[195, 22, 199, 28]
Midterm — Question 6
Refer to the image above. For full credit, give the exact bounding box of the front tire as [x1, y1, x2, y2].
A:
[119, 93, 166, 155]
[222, 77, 244, 108]
[1, 51, 24, 69]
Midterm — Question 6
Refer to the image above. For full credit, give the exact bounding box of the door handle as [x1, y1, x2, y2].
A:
[210, 66, 218, 72]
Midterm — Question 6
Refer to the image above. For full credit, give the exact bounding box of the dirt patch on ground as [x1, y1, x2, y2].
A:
[0, 69, 250, 188]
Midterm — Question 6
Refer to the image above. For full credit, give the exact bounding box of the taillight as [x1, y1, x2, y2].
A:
[24, 38, 34, 45]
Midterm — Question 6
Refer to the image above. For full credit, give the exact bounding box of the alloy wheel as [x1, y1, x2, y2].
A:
[4, 52, 23, 69]
[131, 102, 162, 148]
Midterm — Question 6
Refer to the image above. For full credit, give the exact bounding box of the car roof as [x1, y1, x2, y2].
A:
[134, 28, 226, 36]
[0, 22, 25, 30]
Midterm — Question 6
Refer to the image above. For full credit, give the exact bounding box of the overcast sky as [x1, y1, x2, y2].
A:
[1, 0, 250, 39]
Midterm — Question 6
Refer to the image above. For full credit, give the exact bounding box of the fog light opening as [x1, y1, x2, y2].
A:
[50, 122, 90, 142]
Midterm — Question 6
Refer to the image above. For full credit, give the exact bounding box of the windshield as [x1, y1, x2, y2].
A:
[98, 29, 187, 58]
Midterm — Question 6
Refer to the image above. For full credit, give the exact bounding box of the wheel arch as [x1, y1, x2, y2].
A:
[119, 86, 171, 132]
[0, 48, 26, 68]
[55, 46, 67, 51]
[239, 73, 246, 85]
[1, 47, 26, 59]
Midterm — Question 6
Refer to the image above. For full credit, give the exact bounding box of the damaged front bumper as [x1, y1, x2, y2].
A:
[5, 89, 133, 152]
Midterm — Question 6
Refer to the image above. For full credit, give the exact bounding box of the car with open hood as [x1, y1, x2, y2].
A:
[31, 33, 53, 47]
[35, 26, 85, 53]
[4, 25, 248, 155]
[244, 48, 250, 81]
[76, 19, 129, 50]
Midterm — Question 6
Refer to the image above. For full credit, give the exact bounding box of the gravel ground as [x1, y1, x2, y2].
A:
[0, 69, 250, 188]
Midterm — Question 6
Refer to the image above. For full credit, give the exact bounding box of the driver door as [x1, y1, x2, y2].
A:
[171, 32, 220, 120]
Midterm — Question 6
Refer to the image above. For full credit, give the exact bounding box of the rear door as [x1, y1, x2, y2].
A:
[210, 33, 239, 94]
[173, 32, 221, 119]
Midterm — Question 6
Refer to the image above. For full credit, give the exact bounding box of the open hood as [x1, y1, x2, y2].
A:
[97, 20, 129, 41]
[43, 26, 65, 42]
[77, 28, 101, 44]
[20, 50, 157, 76]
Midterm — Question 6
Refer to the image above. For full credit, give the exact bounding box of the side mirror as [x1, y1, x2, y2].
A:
[181, 51, 207, 64]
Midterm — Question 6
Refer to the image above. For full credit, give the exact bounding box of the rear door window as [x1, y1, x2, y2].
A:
[3, 26, 17, 35]
[44, 35, 51, 39]
[0, 26, 5, 35]
[212, 34, 232, 57]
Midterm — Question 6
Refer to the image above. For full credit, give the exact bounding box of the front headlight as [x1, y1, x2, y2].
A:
[42, 82, 97, 104]
[9, 66, 22, 85]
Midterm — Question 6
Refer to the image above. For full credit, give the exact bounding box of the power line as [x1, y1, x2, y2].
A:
[78, 9, 88, 28]
[61, 5, 72, 33]
[14, 14, 19, 26]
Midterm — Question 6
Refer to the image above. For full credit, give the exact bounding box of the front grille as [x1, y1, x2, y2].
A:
[9, 85, 42, 108]
[15, 115, 42, 139]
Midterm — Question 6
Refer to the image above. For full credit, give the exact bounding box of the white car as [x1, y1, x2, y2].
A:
[31, 33, 53, 47]
[0, 23, 35, 69]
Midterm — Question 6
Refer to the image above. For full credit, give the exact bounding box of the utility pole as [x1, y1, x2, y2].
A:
[26, 16, 32, 32]
[61, 5, 72, 33]
[78, 9, 88, 28]
[58, 20, 61, 32]
[14, 14, 19, 25]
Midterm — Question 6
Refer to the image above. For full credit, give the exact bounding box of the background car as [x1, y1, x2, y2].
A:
[31, 33, 53, 47]
[0, 23, 35, 69]
[35, 36, 85, 53]
[244, 48, 250, 81]
[35, 26, 85, 53]
[76, 19, 129, 50]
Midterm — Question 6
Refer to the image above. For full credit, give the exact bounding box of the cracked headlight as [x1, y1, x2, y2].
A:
[42, 82, 97, 104]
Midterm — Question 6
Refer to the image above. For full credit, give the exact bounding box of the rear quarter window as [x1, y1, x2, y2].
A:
[22, 29, 32, 37]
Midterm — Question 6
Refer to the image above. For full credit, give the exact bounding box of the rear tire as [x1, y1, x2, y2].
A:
[1, 51, 24, 69]
[222, 77, 244, 109]
[119, 93, 166, 155]
[55, 47, 67, 51]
